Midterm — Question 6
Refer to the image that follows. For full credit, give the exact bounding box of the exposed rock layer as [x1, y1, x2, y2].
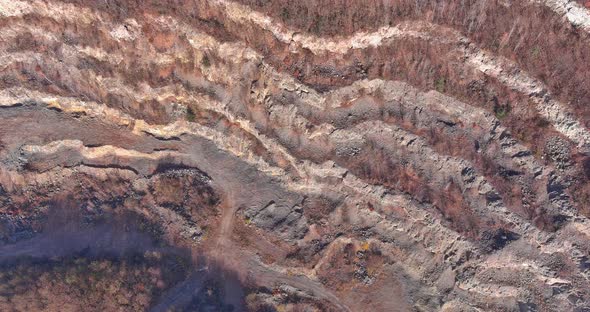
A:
[1, 0, 590, 311]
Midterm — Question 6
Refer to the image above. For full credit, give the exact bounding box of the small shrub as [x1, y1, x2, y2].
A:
[491, 39, 501, 51]
[201, 54, 211, 68]
[536, 117, 551, 128]
[185, 106, 196, 122]
[494, 102, 511, 119]
[531, 46, 541, 59]
[310, 21, 321, 35]
[280, 8, 289, 20]
[435, 77, 446, 93]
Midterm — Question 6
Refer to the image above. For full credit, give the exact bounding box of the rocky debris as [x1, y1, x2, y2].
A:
[545, 136, 574, 170]
[244, 201, 308, 240]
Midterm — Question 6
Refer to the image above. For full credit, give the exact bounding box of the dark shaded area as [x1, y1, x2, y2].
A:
[153, 162, 212, 180]
[0, 200, 170, 264]
[479, 228, 520, 253]
[0, 201, 196, 311]
[0, 243, 200, 311]
[151, 259, 246, 312]
[0, 199, 250, 311]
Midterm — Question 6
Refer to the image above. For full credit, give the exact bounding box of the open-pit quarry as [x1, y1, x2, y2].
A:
[1, 0, 590, 311]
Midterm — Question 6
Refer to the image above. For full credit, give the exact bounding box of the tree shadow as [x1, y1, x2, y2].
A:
[150, 255, 248, 312]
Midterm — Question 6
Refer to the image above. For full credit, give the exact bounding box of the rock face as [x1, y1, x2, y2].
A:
[1, 0, 590, 311]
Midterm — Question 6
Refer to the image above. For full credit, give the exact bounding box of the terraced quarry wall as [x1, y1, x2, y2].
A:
[1, 0, 590, 311]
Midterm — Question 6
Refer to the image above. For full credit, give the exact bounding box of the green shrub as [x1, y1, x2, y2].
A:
[494, 102, 511, 119]
[435, 77, 446, 93]
[280, 8, 289, 20]
[531, 46, 541, 59]
[201, 55, 211, 68]
[186, 106, 196, 122]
